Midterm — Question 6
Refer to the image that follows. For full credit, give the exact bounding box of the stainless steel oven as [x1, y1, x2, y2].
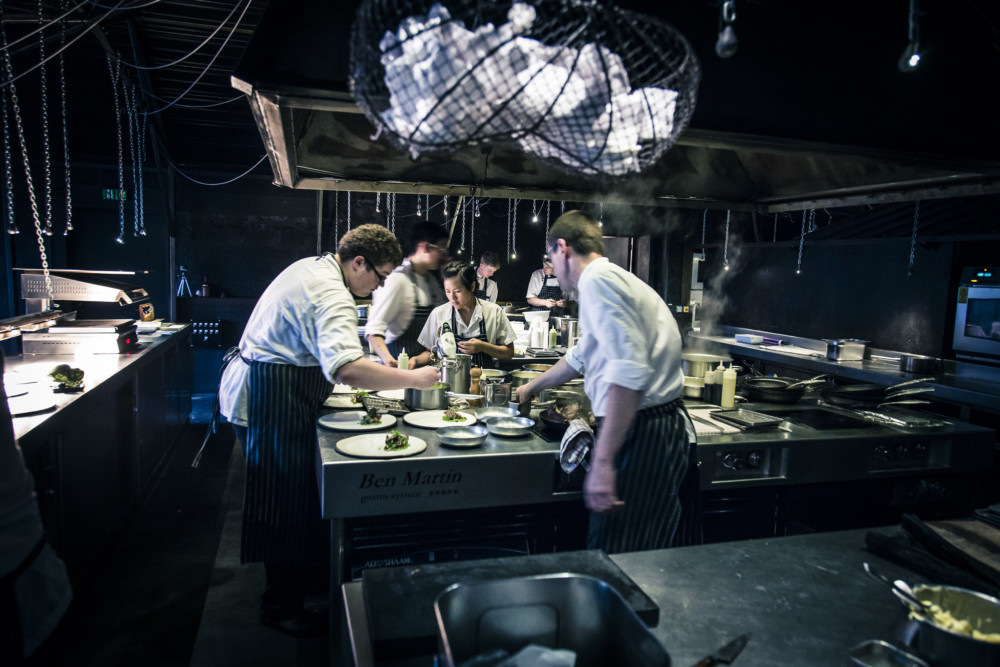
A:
[953, 266, 1000, 362]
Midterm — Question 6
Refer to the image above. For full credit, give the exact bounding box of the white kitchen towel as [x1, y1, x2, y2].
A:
[559, 418, 594, 473]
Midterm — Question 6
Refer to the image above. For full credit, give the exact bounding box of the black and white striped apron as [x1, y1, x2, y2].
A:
[241, 361, 332, 566]
[473, 277, 493, 302]
[386, 267, 437, 358]
[587, 398, 693, 554]
[451, 303, 494, 369]
[532, 274, 564, 317]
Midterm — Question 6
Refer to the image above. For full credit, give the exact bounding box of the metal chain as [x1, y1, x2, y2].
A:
[38, 0, 53, 236]
[59, 0, 72, 234]
[772, 213, 777, 243]
[544, 200, 551, 255]
[375, 191, 380, 214]
[506, 198, 512, 259]
[442, 195, 448, 222]
[390, 192, 395, 233]
[2, 14, 52, 298]
[334, 190, 339, 240]
[137, 100, 146, 235]
[808, 208, 817, 233]
[470, 199, 475, 259]
[723, 209, 730, 268]
[346, 190, 351, 231]
[701, 209, 707, 257]
[560, 200, 565, 214]
[531, 198, 537, 222]
[426, 194, 430, 219]
[512, 197, 517, 259]
[124, 80, 139, 237]
[459, 196, 466, 253]
[796, 210, 806, 274]
[3, 82, 16, 235]
[107, 54, 125, 244]
[416, 193, 421, 217]
[598, 201, 604, 227]
[907, 200, 920, 276]
[473, 195, 480, 218]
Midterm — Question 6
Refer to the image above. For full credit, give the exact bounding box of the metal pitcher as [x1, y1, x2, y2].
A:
[441, 354, 472, 394]
[557, 318, 580, 347]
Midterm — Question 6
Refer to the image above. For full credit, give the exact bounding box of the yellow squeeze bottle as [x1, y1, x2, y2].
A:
[397, 348, 409, 370]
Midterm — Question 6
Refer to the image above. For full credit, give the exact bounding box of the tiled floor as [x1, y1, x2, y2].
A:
[43, 420, 329, 666]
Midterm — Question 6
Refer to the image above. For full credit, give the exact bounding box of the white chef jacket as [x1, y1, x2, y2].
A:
[417, 300, 517, 352]
[564, 258, 684, 417]
[478, 276, 499, 303]
[219, 254, 365, 426]
[364, 260, 446, 344]
[526, 268, 561, 298]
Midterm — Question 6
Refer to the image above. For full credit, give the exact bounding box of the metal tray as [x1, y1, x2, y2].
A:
[360, 395, 409, 415]
[710, 408, 783, 430]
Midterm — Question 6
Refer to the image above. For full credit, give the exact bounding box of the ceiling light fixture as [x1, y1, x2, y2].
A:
[898, 0, 921, 72]
[715, 0, 738, 59]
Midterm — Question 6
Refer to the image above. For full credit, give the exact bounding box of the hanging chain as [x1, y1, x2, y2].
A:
[907, 200, 920, 276]
[124, 81, 139, 237]
[700, 209, 707, 258]
[59, 0, 72, 234]
[37, 0, 54, 236]
[426, 194, 430, 220]
[796, 210, 807, 274]
[390, 192, 396, 233]
[506, 198, 512, 259]
[107, 54, 125, 244]
[459, 196, 466, 253]
[137, 99, 146, 236]
[531, 198, 537, 222]
[2, 14, 52, 298]
[470, 199, 475, 259]
[560, 200, 565, 215]
[772, 213, 777, 243]
[545, 200, 551, 255]
[511, 197, 517, 258]
[346, 191, 352, 231]
[416, 193, 421, 217]
[598, 201, 604, 227]
[375, 191, 381, 214]
[473, 195, 480, 218]
[442, 195, 448, 222]
[808, 208, 817, 233]
[334, 190, 339, 240]
[723, 209, 730, 268]
[3, 82, 16, 235]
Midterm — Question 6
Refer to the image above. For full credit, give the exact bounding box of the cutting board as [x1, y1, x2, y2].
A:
[362, 550, 659, 660]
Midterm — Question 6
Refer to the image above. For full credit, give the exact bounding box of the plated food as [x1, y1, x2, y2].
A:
[403, 409, 477, 429]
[316, 410, 397, 431]
[334, 433, 427, 458]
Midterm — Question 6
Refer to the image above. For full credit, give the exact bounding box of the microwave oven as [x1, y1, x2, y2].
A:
[953, 266, 1000, 362]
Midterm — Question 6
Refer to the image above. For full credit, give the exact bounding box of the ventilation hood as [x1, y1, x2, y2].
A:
[231, 0, 1000, 212]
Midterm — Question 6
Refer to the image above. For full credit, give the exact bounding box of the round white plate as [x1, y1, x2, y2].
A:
[403, 410, 477, 429]
[376, 389, 406, 400]
[317, 411, 396, 431]
[4, 386, 29, 399]
[4, 373, 37, 387]
[330, 383, 359, 395]
[334, 433, 427, 458]
[8, 393, 57, 417]
[324, 394, 367, 409]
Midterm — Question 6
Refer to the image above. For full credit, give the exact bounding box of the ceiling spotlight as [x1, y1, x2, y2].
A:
[899, 0, 921, 72]
[715, 1, 738, 59]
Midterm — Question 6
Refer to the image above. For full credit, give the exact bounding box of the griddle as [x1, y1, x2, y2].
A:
[362, 550, 659, 660]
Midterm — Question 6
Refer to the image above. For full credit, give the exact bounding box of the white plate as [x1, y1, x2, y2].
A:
[335, 433, 427, 459]
[8, 393, 57, 417]
[4, 386, 28, 399]
[317, 411, 396, 431]
[403, 410, 477, 429]
[376, 389, 406, 400]
[324, 394, 368, 409]
[330, 384, 359, 395]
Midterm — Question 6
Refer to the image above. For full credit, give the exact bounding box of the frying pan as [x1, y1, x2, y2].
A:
[820, 383, 888, 408]
[741, 377, 806, 403]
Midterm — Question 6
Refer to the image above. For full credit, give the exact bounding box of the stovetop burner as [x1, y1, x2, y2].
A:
[754, 407, 879, 431]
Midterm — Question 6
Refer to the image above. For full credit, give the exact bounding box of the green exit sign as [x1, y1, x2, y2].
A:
[102, 188, 127, 201]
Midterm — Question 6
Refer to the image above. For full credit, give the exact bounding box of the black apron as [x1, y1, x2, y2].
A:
[532, 274, 565, 317]
[241, 360, 332, 566]
[386, 266, 438, 358]
[473, 276, 494, 302]
[586, 398, 693, 554]
[451, 302, 494, 369]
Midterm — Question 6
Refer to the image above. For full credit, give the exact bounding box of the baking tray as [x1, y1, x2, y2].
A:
[710, 408, 783, 429]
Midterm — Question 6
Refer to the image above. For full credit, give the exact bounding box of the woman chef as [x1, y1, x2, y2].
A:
[411, 262, 517, 369]
[526, 256, 565, 316]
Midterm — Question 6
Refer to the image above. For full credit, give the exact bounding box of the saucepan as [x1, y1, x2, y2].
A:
[404, 382, 449, 410]
[896, 584, 1000, 666]
[741, 375, 827, 403]
[871, 353, 943, 375]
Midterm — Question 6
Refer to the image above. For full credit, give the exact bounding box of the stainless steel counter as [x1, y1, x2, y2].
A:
[689, 326, 1000, 414]
[339, 526, 913, 667]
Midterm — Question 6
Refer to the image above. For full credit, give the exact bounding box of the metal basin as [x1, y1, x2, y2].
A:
[509, 370, 541, 389]
[521, 363, 553, 373]
[437, 424, 488, 448]
[475, 406, 519, 421]
[435, 574, 670, 667]
[898, 585, 1000, 666]
[484, 416, 535, 437]
[681, 352, 729, 378]
[404, 383, 449, 410]
[478, 368, 507, 381]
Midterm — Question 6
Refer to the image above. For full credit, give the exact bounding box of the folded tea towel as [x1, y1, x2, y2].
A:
[560, 418, 594, 473]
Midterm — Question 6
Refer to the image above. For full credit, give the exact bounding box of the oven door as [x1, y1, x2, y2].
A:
[952, 285, 1000, 360]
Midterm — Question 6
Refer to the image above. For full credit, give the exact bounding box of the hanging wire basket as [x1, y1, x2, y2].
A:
[350, 0, 701, 179]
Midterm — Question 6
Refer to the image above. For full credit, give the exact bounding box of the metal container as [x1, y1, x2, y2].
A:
[848, 639, 929, 667]
[484, 416, 535, 437]
[557, 318, 580, 347]
[437, 424, 488, 448]
[509, 370, 541, 389]
[681, 352, 729, 378]
[475, 406, 519, 421]
[683, 376, 704, 398]
[435, 574, 670, 667]
[900, 353, 943, 374]
[824, 338, 868, 361]
[478, 368, 507, 382]
[357, 305, 368, 318]
[440, 354, 472, 393]
[897, 585, 1000, 667]
[522, 363, 553, 373]
[404, 382, 449, 410]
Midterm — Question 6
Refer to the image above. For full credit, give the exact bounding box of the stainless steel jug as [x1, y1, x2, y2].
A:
[441, 354, 472, 393]
[558, 318, 580, 347]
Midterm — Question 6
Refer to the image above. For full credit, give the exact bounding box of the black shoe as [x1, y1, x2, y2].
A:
[259, 608, 329, 638]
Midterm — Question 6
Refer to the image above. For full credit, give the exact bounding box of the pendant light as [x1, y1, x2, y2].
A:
[898, 0, 921, 72]
[796, 210, 806, 275]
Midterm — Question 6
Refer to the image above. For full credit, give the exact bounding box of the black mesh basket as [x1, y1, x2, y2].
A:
[351, 0, 700, 178]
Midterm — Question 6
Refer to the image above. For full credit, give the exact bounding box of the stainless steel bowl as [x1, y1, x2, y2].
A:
[478, 368, 507, 381]
[485, 416, 535, 437]
[404, 382, 449, 410]
[897, 584, 1000, 666]
[475, 406, 519, 420]
[437, 424, 488, 448]
[509, 370, 541, 389]
[522, 363, 553, 373]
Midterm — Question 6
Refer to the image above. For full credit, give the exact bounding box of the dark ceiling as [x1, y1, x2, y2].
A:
[2, 0, 1000, 235]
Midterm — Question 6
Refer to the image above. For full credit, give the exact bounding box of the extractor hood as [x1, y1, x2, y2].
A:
[231, 0, 1000, 212]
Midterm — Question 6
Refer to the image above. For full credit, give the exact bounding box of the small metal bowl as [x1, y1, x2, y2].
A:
[478, 368, 508, 381]
[475, 406, 519, 420]
[485, 416, 535, 437]
[522, 363, 553, 373]
[437, 424, 488, 448]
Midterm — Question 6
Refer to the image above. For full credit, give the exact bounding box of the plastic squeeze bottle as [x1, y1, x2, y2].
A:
[704, 369, 718, 405]
[720, 364, 738, 409]
[397, 348, 409, 371]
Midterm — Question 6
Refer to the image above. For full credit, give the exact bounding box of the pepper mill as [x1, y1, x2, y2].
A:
[469, 367, 483, 407]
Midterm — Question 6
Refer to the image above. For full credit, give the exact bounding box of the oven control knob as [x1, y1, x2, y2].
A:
[722, 453, 742, 470]
[746, 451, 762, 467]
[873, 444, 893, 461]
[911, 443, 928, 458]
[896, 443, 911, 459]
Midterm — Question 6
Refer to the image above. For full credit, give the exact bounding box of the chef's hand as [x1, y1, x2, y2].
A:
[457, 339, 482, 354]
[555, 299, 565, 307]
[544, 298, 558, 308]
[514, 383, 535, 404]
[410, 365, 440, 389]
[584, 462, 625, 514]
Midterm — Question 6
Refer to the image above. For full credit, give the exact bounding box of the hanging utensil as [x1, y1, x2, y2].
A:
[689, 633, 751, 667]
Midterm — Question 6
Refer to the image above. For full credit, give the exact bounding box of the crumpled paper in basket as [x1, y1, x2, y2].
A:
[559, 418, 594, 473]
